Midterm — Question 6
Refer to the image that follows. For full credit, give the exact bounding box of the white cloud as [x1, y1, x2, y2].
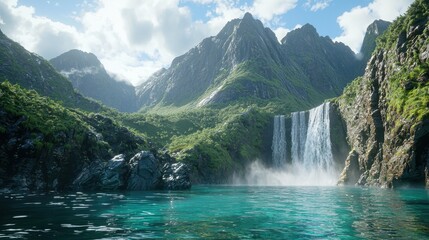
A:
[0, 0, 81, 59]
[251, 0, 297, 21]
[334, 0, 413, 53]
[0, 0, 211, 85]
[0, 0, 300, 86]
[305, 0, 332, 12]
[273, 27, 291, 43]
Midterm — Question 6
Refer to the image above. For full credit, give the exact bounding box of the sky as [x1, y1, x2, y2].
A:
[0, 0, 414, 86]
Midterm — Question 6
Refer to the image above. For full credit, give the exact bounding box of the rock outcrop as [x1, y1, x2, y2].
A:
[336, 0, 429, 188]
[73, 151, 191, 191]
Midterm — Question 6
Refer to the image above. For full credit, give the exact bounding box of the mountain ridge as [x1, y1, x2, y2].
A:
[136, 12, 364, 112]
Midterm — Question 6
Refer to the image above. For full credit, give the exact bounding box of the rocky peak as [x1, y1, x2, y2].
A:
[50, 49, 102, 71]
[359, 19, 391, 69]
[280, 23, 319, 45]
[367, 19, 391, 36]
[237, 12, 264, 32]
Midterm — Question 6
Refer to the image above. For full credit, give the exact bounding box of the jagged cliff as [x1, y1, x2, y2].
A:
[336, 0, 429, 188]
[359, 19, 391, 71]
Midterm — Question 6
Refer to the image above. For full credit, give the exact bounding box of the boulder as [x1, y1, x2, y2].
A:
[162, 162, 191, 190]
[73, 151, 192, 191]
[127, 151, 161, 190]
[100, 154, 128, 190]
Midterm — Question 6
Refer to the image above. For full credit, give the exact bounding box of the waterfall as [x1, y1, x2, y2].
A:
[241, 102, 335, 186]
[291, 111, 307, 164]
[302, 103, 333, 173]
[272, 115, 286, 168]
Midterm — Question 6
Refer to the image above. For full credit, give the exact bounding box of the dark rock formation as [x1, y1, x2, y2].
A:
[162, 162, 192, 190]
[127, 151, 162, 190]
[72, 151, 191, 191]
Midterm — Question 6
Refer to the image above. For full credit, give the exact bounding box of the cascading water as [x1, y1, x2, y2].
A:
[271, 115, 286, 168]
[302, 103, 333, 173]
[237, 102, 338, 186]
[291, 111, 307, 165]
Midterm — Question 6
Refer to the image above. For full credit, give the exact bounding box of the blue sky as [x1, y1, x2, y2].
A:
[1, 0, 414, 85]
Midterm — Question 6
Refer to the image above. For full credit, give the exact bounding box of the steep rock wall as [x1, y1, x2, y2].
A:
[336, 0, 429, 187]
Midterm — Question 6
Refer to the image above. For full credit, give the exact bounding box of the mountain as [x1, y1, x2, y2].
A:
[50, 50, 138, 112]
[336, 0, 429, 187]
[0, 29, 100, 112]
[359, 19, 391, 70]
[281, 23, 362, 95]
[136, 13, 362, 112]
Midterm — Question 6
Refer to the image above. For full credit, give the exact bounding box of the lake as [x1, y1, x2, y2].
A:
[1, 186, 429, 239]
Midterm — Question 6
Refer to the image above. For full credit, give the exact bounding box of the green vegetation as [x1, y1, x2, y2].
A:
[0, 81, 144, 161]
[118, 104, 272, 182]
[339, 77, 363, 105]
[0, 81, 88, 135]
[387, 63, 429, 123]
[377, 0, 429, 52]
[337, 0, 429, 130]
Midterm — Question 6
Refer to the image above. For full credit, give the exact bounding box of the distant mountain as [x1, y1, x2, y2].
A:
[136, 13, 363, 111]
[50, 50, 138, 112]
[0, 29, 100, 112]
[359, 19, 391, 70]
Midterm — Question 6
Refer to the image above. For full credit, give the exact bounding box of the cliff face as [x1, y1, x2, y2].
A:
[337, 0, 429, 188]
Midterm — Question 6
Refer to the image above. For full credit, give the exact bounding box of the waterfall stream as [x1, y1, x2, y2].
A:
[302, 103, 334, 173]
[272, 115, 286, 168]
[291, 111, 307, 165]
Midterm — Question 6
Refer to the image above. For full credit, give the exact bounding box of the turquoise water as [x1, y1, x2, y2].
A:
[1, 186, 429, 239]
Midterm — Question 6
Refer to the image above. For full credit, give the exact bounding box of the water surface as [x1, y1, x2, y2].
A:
[1, 186, 429, 239]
